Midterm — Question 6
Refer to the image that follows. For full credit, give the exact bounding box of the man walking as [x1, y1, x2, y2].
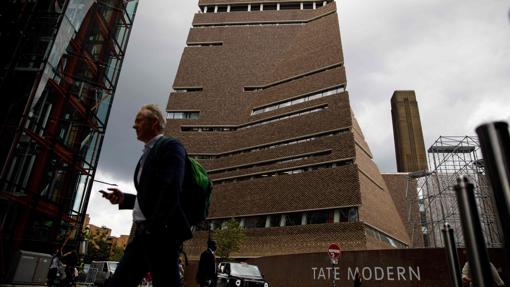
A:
[102, 104, 192, 287]
[196, 240, 218, 287]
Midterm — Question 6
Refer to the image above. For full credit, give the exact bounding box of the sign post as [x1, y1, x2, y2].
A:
[328, 243, 341, 287]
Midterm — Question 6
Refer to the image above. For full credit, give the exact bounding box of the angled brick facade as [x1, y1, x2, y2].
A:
[166, 0, 410, 259]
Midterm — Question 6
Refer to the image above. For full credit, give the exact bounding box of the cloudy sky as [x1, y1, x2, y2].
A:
[88, 0, 510, 236]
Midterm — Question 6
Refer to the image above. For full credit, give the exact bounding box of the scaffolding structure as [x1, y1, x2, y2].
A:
[411, 136, 502, 248]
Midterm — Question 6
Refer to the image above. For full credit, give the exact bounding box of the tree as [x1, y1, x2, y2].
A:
[83, 228, 111, 263]
[214, 218, 246, 259]
[109, 246, 124, 261]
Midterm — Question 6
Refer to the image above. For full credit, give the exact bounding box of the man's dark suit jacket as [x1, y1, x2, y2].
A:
[120, 136, 192, 241]
[196, 249, 216, 285]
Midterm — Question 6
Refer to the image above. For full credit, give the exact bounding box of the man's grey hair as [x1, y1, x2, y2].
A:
[140, 104, 166, 132]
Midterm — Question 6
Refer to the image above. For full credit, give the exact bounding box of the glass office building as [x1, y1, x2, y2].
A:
[0, 0, 138, 281]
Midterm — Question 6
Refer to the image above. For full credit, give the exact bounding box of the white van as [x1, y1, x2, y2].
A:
[89, 261, 118, 286]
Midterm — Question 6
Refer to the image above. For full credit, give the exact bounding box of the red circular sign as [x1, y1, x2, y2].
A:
[328, 243, 341, 260]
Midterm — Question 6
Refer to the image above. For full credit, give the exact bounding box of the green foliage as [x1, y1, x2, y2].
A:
[83, 228, 111, 263]
[214, 219, 246, 259]
[109, 246, 124, 261]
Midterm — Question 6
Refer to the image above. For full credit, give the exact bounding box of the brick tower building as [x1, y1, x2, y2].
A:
[391, 90, 428, 173]
[166, 0, 410, 258]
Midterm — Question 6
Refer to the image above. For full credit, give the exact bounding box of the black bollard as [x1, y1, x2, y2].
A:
[442, 223, 462, 287]
[475, 121, 510, 284]
[454, 176, 494, 287]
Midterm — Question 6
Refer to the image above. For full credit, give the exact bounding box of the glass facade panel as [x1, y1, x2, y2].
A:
[71, 173, 86, 213]
[0, 0, 138, 262]
[125, 0, 139, 22]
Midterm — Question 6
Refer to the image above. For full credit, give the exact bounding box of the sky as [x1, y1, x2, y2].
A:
[87, 0, 510, 236]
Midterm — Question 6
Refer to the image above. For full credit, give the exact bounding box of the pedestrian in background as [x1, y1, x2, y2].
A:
[47, 249, 63, 287]
[196, 240, 217, 287]
[61, 250, 78, 287]
[354, 270, 362, 287]
[102, 104, 192, 287]
[462, 261, 504, 287]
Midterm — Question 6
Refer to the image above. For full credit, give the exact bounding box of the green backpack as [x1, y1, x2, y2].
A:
[182, 156, 213, 226]
[152, 137, 213, 227]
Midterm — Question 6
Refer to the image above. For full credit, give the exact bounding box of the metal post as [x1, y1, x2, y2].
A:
[454, 176, 494, 287]
[475, 121, 510, 284]
[442, 223, 462, 287]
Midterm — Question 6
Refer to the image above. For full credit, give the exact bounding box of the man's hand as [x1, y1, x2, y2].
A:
[100, 188, 125, 205]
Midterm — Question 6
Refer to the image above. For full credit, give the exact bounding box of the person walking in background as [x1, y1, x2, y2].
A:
[462, 261, 505, 287]
[47, 249, 63, 287]
[196, 240, 217, 287]
[101, 104, 192, 287]
[61, 250, 78, 287]
[353, 270, 362, 287]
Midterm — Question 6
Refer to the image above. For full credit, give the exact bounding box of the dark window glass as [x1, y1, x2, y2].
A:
[217, 6, 227, 12]
[303, 2, 314, 9]
[244, 216, 266, 228]
[269, 215, 281, 227]
[280, 3, 301, 10]
[206, 6, 215, 13]
[251, 4, 261, 11]
[339, 209, 349, 222]
[230, 5, 248, 12]
[309, 210, 333, 224]
[263, 4, 277, 10]
[285, 213, 302, 226]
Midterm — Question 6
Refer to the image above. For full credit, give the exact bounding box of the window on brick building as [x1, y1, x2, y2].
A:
[303, 2, 314, 9]
[284, 213, 302, 226]
[167, 111, 199, 119]
[269, 215, 281, 227]
[308, 210, 334, 224]
[244, 216, 266, 228]
[348, 207, 358, 222]
[339, 209, 349, 222]
[280, 3, 301, 10]
[230, 5, 249, 12]
[263, 4, 277, 10]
